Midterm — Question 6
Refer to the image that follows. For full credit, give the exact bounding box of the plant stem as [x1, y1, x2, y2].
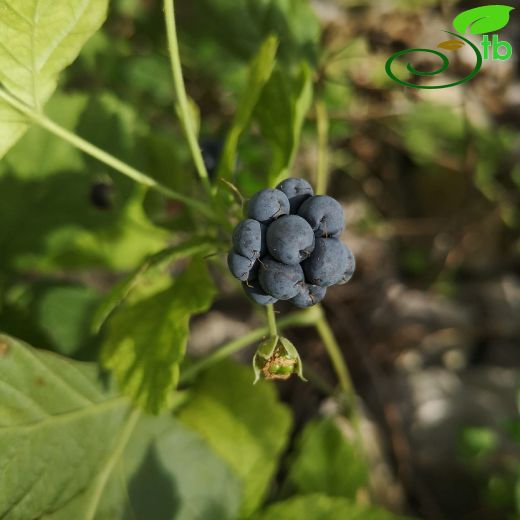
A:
[0, 88, 216, 221]
[315, 98, 330, 195]
[180, 306, 321, 383]
[266, 304, 278, 336]
[314, 312, 351, 392]
[163, 0, 212, 194]
[315, 308, 356, 406]
[314, 100, 358, 414]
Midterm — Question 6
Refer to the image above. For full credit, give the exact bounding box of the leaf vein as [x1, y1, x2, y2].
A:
[0, 1, 33, 27]
[35, 0, 91, 75]
[0, 40, 32, 74]
[0, 396, 127, 432]
[0, 378, 49, 418]
[14, 346, 95, 406]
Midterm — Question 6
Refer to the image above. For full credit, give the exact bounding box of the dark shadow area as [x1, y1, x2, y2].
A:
[124, 444, 180, 520]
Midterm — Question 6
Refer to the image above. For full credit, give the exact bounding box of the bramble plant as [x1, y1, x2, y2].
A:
[0, 1, 414, 519]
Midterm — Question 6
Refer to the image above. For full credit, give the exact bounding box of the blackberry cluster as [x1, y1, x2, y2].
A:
[227, 178, 355, 308]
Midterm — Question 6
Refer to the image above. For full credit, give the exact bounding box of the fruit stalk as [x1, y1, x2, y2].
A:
[266, 304, 278, 337]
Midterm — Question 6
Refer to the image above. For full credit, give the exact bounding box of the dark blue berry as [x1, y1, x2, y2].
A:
[232, 219, 265, 260]
[290, 284, 326, 308]
[200, 138, 223, 178]
[298, 195, 344, 237]
[337, 243, 356, 284]
[302, 237, 348, 287]
[258, 256, 304, 300]
[90, 181, 114, 210]
[247, 189, 290, 225]
[266, 215, 315, 265]
[276, 178, 313, 213]
[227, 250, 255, 282]
[242, 280, 278, 305]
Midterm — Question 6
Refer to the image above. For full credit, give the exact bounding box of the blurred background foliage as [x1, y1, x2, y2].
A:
[1, 0, 520, 519]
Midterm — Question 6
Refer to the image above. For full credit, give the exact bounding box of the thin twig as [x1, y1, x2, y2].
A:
[163, 0, 212, 194]
[0, 88, 216, 221]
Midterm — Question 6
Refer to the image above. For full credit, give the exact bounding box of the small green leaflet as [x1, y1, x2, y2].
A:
[101, 259, 217, 413]
[0, 0, 109, 158]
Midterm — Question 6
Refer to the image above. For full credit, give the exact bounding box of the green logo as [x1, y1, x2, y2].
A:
[385, 5, 514, 89]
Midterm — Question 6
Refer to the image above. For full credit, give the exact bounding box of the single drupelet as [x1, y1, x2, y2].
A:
[227, 178, 355, 308]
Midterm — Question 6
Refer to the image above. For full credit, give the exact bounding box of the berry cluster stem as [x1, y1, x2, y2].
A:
[266, 304, 278, 337]
[163, 0, 212, 195]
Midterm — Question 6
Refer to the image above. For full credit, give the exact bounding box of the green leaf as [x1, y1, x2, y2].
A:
[33, 283, 100, 357]
[252, 494, 414, 520]
[123, 55, 173, 106]
[41, 414, 242, 520]
[77, 91, 148, 169]
[178, 360, 292, 517]
[285, 417, 368, 499]
[4, 93, 87, 178]
[101, 259, 217, 413]
[92, 236, 219, 333]
[217, 35, 278, 181]
[181, 0, 320, 64]
[0, 0, 109, 158]
[255, 63, 313, 186]
[0, 334, 242, 520]
[0, 92, 169, 272]
[0, 281, 101, 359]
[0, 333, 130, 519]
[453, 5, 514, 35]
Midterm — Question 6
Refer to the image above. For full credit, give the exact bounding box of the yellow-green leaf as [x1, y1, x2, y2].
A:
[101, 259, 217, 413]
[0, 0, 109, 158]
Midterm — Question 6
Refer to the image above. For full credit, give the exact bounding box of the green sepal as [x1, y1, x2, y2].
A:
[253, 335, 279, 384]
[279, 337, 307, 382]
[252, 335, 306, 383]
